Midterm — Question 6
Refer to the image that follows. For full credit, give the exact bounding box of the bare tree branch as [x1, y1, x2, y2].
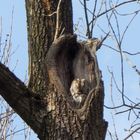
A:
[54, 0, 63, 40]
[89, 0, 138, 24]
[0, 62, 46, 138]
[124, 127, 140, 140]
[83, 0, 91, 38]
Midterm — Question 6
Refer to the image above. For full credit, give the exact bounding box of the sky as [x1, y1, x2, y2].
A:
[0, 0, 28, 82]
[0, 0, 140, 140]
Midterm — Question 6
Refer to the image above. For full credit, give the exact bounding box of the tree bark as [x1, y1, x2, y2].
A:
[0, 0, 107, 140]
[0, 63, 47, 137]
[26, 0, 73, 93]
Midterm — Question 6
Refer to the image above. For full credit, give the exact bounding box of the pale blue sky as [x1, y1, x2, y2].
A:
[0, 0, 140, 140]
[0, 0, 28, 81]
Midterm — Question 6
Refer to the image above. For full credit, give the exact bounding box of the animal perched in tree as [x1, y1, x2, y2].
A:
[70, 78, 89, 107]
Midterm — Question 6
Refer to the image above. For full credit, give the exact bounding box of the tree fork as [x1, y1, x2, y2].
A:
[0, 0, 107, 139]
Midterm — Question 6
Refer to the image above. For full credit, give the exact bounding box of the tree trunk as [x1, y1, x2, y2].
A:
[0, 0, 107, 140]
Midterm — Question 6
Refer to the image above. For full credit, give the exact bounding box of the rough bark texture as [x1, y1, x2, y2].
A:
[26, 0, 73, 93]
[0, 63, 47, 137]
[0, 0, 107, 140]
[44, 34, 107, 140]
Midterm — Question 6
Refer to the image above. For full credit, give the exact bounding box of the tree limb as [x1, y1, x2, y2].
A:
[0, 62, 47, 139]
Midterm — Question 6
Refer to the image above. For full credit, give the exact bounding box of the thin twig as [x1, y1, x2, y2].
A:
[111, 113, 119, 140]
[105, 2, 125, 104]
[115, 8, 140, 16]
[54, 0, 62, 40]
[83, 0, 91, 38]
[89, 0, 138, 25]
[120, 12, 138, 44]
[4, 127, 29, 140]
[107, 67, 136, 105]
[90, 0, 98, 35]
[103, 44, 140, 55]
[124, 127, 140, 140]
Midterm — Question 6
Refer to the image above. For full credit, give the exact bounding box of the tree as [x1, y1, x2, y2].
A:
[0, 0, 107, 139]
[0, 0, 140, 140]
